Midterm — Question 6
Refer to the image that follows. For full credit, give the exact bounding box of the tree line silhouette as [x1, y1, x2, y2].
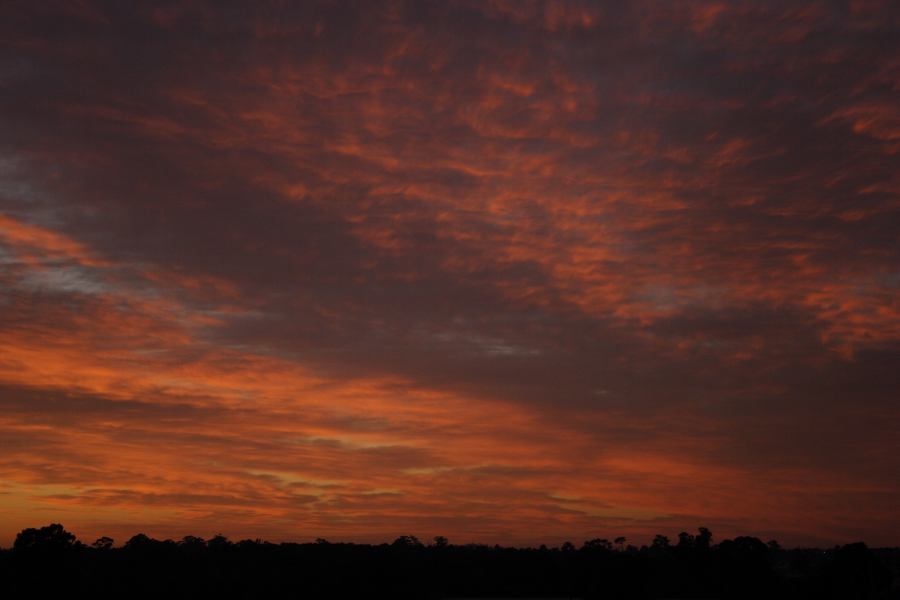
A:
[2, 523, 897, 598]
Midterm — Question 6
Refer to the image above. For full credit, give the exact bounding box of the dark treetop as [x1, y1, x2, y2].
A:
[2, 524, 898, 599]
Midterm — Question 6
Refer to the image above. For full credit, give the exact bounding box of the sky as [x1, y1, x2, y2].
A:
[0, 0, 898, 549]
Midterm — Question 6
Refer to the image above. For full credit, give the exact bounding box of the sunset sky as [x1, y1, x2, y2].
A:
[1, 1, 898, 548]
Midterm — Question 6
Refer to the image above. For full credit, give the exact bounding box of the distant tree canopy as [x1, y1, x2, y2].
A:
[92, 536, 114, 550]
[12, 523, 81, 552]
[1, 524, 896, 600]
[391, 534, 423, 547]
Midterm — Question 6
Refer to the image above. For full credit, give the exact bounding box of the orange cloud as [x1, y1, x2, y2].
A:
[0, 0, 897, 548]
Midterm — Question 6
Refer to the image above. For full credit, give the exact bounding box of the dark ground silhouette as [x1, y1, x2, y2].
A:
[2, 524, 898, 599]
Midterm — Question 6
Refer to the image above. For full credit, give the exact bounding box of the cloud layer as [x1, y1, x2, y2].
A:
[1, 0, 898, 547]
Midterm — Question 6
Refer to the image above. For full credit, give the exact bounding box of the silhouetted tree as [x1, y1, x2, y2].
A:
[2, 523, 896, 600]
[614, 536, 626, 551]
[13, 523, 79, 553]
[391, 535, 422, 547]
[717, 536, 775, 598]
[181, 535, 205, 548]
[124, 533, 154, 550]
[677, 531, 694, 549]
[92, 536, 114, 550]
[208, 534, 231, 550]
[583, 538, 612, 551]
[696, 526, 712, 550]
[826, 542, 892, 599]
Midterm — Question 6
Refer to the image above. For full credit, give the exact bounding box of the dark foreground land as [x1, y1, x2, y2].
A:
[2, 524, 898, 599]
